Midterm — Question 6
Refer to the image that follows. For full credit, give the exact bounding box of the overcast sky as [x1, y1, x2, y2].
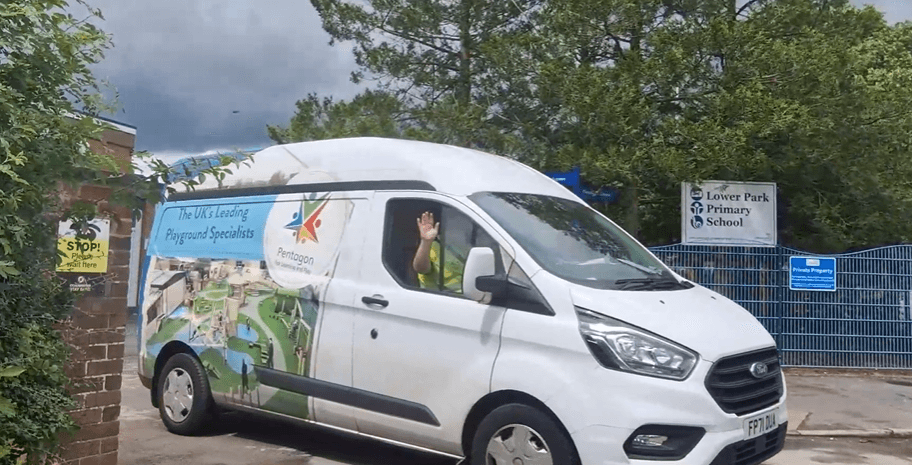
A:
[85, 0, 909, 160]
[87, 0, 361, 159]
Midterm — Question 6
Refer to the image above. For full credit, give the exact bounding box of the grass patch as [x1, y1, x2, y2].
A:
[199, 348, 259, 395]
[199, 280, 231, 300]
[146, 318, 188, 346]
[230, 315, 270, 365]
[274, 294, 299, 316]
[259, 296, 277, 314]
[257, 298, 299, 372]
[261, 390, 309, 419]
[227, 336, 264, 363]
[193, 295, 226, 314]
[276, 288, 300, 297]
[202, 288, 230, 298]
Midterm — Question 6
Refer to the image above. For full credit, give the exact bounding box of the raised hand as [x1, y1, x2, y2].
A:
[417, 211, 439, 242]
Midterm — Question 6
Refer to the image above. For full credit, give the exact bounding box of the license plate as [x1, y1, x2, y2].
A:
[743, 408, 779, 440]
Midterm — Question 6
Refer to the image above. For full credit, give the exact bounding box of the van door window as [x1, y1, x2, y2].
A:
[383, 199, 503, 296]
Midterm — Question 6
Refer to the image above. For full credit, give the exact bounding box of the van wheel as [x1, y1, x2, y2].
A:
[470, 403, 578, 465]
[157, 353, 213, 435]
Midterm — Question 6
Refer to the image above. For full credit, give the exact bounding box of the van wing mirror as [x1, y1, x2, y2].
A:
[463, 247, 499, 303]
[476, 274, 507, 295]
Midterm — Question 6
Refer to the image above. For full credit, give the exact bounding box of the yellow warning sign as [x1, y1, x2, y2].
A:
[56, 219, 110, 273]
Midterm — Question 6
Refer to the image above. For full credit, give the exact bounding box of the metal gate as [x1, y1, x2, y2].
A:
[649, 244, 912, 368]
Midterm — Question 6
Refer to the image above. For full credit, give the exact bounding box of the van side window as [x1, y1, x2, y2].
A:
[383, 199, 503, 296]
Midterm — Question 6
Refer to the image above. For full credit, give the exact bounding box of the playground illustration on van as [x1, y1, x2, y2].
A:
[141, 256, 320, 418]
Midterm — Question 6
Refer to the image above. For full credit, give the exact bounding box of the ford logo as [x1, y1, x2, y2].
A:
[749, 362, 769, 378]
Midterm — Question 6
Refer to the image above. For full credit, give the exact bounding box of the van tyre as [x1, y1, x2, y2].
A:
[157, 353, 213, 435]
[471, 403, 579, 465]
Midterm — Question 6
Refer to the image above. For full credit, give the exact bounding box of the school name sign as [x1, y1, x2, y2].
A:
[682, 181, 777, 246]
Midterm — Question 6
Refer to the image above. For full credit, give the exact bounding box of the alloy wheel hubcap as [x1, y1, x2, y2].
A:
[162, 368, 194, 423]
[486, 424, 552, 465]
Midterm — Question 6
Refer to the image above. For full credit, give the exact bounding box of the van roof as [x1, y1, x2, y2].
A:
[170, 137, 576, 200]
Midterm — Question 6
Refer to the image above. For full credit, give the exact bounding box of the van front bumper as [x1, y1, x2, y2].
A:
[572, 420, 787, 465]
[556, 359, 788, 465]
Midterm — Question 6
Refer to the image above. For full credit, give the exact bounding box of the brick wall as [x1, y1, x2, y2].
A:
[57, 124, 136, 465]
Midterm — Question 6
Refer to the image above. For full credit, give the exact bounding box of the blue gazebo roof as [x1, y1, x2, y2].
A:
[167, 147, 261, 183]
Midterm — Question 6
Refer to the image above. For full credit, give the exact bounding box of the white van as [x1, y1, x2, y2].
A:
[137, 137, 787, 465]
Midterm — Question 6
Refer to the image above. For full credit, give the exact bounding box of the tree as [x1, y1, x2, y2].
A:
[299, 0, 912, 251]
[309, 0, 547, 150]
[520, 0, 912, 250]
[267, 90, 423, 143]
[311, 0, 542, 105]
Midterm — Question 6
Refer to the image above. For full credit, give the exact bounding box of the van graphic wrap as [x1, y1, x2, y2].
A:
[263, 192, 351, 288]
[140, 193, 353, 420]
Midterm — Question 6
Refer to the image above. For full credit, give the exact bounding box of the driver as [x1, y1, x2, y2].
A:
[412, 211, 464, 293]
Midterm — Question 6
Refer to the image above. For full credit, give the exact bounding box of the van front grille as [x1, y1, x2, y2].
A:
[705, 347, 783, 416]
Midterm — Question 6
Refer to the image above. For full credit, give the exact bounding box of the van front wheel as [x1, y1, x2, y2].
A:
[470, 403, 578, 465]
[157, 353, 213, 435]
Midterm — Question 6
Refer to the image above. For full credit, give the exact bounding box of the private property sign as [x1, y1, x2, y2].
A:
[789, 256, 837, 292]
[682, 181, 777, 246]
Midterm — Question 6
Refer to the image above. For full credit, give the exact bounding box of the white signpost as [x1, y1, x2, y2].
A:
[682, 181, 777, 246]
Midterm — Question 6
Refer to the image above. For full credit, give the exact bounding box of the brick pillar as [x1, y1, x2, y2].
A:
[57, 186, 133, 465]
[57, 122, 136, 465]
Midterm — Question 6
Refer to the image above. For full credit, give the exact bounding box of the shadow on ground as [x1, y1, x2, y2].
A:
[197, 408, 457, 465]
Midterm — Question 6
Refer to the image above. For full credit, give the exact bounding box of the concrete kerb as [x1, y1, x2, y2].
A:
[788, 429, 912, 439]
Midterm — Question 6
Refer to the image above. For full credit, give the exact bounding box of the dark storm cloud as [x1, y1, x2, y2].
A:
[85, 0, 361, 155]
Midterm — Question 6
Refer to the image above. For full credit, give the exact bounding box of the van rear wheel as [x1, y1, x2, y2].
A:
[470, 403, 578, 465]
[157, 353, 213, 435]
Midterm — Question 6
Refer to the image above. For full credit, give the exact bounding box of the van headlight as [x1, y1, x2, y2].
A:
[576, 307, 698, 381]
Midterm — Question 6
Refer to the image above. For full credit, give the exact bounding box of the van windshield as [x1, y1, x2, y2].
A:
[470, 192, 681, 290]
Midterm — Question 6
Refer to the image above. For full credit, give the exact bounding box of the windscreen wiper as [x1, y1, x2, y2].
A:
[615, 258, 663, 275]
[614, 277, 694, 291]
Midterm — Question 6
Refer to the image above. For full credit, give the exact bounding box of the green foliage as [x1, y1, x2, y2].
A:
[299, 0, 912, 252]
[0, 264, 78, 463]
[307, 0, 546, 152]
[0, 0, 114, 461]
[311, 0, 543, 105]
[0, 367, 25, 417]
[267, 90, 426, 143]
[127, 150, 254, 206]
[530, 0, 912, 250]
[1, 0, 247, 458]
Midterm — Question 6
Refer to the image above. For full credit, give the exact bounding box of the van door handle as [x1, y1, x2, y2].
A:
[361, 296, 389, 308]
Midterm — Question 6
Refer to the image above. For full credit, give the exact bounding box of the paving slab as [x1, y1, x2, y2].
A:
[768, 437, 912, 465]
[784, 371, 912, 435]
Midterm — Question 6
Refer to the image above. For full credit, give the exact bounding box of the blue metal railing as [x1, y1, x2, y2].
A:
[649, 244, 912, 368]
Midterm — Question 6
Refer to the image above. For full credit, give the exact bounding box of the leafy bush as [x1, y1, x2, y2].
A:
[0, 0, 114, 461]
[0, 2, 250, 459]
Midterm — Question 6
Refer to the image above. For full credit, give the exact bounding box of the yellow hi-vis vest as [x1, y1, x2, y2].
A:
[417, 241, 465, 293]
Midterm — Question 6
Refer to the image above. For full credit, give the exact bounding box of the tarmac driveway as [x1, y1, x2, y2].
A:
[121, 322, 912, 465]
[120, 353, 453, 465]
